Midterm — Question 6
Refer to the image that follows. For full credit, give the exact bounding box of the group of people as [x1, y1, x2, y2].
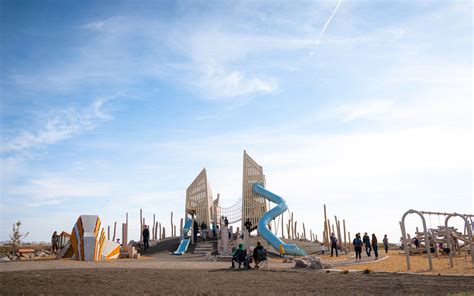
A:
[231, 241, 267, 269]
[328, 231, 389, 262]
[352, 233, 389, 262]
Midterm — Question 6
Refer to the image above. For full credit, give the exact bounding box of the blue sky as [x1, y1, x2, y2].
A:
[0, 0, 472, 243]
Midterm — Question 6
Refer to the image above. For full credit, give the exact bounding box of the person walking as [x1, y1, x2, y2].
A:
[353, 233, 363, 262]
[363, 232, 372, 256]
[330, 233, 338, 257]
[383, 234, 389, 253]
[51, 231, 59, 254]
[371, 234, 379, 260]
[142, 225, 150, 251]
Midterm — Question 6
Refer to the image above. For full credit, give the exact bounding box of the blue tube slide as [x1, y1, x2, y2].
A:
[253, 183, 307, 256]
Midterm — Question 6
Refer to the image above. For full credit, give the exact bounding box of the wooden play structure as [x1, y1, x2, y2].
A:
[400, 209, 474, 270]
[178, 150, 311, 256]
[58, 215, 120, 261]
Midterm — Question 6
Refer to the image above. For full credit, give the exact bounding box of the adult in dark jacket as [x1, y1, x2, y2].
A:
[353, 233, 363, 262]
[371, 234, 379, 260]
[253, 241, 266, 268]
[142, 226, 150, 251]
[382, 235, 389, 253]
[330, 233, 338, 257]
[363, 232, 371, 256]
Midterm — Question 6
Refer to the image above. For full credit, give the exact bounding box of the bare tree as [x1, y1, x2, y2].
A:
[10, 220, 29, 247]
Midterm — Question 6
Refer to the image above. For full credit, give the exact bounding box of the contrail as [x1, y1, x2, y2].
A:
[310, 0, 342, 55]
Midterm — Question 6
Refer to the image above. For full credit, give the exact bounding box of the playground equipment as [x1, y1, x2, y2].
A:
[173, 216, 192, 255]
[58, 215, 120, 261]
[400, 209, 474, 270]
[253, 183, 307, 256]
[179, 150, 306, 256]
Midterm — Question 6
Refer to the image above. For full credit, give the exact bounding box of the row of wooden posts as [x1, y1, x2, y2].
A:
[106, 210, 183, 244]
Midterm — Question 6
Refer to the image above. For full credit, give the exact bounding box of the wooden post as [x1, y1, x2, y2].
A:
[294, 221, 298, 240]
[180, 218, 183, 238]
[107, 226, 110, 240]
[286, 222, 290, 239]
[123, 212, 128, 246]
[290, 212, 295, 239]
[303, 223, 306, 241]
[324, 204, 329, 247]
[335, 217, 342, 249]
[174, 225, 176, 237]
[281, 211, 285, 239]
[159, 223, 162, 240]
[327, 219, 332, 247]
[140, 209, 143, 241]
[155, 222, 158, 240]
[162, 227, 166, 239]
[153, 214, 156, 240]
[343, 219, 347, 254]
[112, 222, 117, 241]
[170, 212, 174, 237]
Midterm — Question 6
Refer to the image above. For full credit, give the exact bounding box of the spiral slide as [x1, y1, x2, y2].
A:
[253, 183, 307, 256]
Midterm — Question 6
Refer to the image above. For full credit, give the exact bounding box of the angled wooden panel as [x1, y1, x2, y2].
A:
[241, 150, 267, 230]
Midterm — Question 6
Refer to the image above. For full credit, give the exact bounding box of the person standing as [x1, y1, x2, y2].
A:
[383, 234, 389, 253]
[244, 218, 252, 236]
[51, 231, 59, 254]
[201, 222, 207, 241]
[363, 232, 372, 256]
[330, 233, 338, 257]
[142, 225, 150, 251]
[371, 234, 379, 260]
[193, 220, 199, 243]
[353, 233, 363, 262]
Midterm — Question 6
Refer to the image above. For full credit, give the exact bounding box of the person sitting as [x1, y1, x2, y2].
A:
[231, 244, 249, 269]
[253, 241, 267, 268]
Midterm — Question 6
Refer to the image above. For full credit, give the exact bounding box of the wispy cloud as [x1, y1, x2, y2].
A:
[1, 95, 118, 153]
[310, 0, 342, 55]
[9, 176, 113, 206]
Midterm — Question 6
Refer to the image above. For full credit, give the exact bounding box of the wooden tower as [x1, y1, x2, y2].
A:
[185, 168, 213, 227]
[241, 151, 267, 231]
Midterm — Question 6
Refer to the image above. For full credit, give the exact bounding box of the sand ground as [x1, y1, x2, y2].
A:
[1, 251, 473, 295]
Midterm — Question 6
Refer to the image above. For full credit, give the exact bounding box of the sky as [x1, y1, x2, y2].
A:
[0, 0, 472, 244]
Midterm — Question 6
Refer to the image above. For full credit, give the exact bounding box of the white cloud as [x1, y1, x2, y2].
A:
[1, 95, 118, 153]
[196, 65, 278, 98]
[9, 176, 113, 206]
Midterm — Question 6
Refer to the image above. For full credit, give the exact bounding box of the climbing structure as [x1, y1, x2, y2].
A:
[185, 168, 214, 227]
[241, 150, 267, 231]
[58, 215, 120, 261]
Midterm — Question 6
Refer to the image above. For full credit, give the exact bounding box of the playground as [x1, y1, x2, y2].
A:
[1, 151, 473, 294]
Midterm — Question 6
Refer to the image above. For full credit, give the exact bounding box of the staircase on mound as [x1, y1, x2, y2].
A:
[193, 241, 215, 255]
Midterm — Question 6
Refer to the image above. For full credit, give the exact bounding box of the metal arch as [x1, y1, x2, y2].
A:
[400, 209, 433, 271]
[444, 213, 474, 268]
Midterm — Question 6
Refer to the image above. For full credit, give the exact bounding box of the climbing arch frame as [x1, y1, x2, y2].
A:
[444, 213, 474, 268]
[185, 168, 213, 228]
[400, 209, 433, 271]
[241, 150, 267, 231]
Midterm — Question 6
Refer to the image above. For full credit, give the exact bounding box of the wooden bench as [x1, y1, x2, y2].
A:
[18, 248, 35, 256]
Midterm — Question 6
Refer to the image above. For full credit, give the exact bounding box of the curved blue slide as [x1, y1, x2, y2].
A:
[253, 183, 307, 256]
[173, 216, 192, 255]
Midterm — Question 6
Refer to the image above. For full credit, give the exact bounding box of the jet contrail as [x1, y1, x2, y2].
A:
[310, 0, 342, 55]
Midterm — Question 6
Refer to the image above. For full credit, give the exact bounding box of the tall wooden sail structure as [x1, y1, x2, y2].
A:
[185, 168, 213, 227]
[241, 150, 267, 231]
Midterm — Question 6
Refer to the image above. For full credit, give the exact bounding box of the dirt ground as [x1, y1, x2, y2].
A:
[1, 251, 473, 295]
[1, 268, 474, 295]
